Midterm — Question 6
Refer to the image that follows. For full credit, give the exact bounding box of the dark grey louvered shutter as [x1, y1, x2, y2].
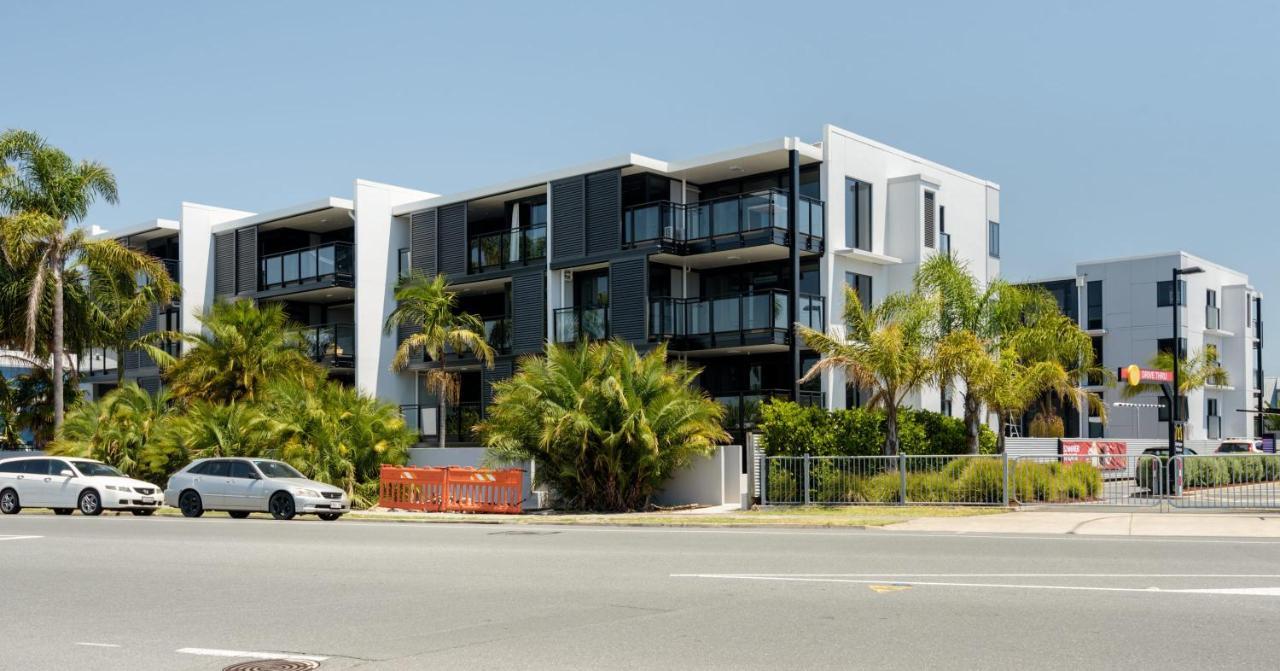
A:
[923, 191, 936, 248]
[437, 203, 467, 277]
[510, 272, 545, 352]
[482, 360, 514, 410]
[139, 376, 161, 396]
[550, 176, 586, 262]
[585, 169, 621, 255]
[235, 226, 258, 293]
[213, 232, 236, 298]
[136, 305, 158, 369]
[410, 209, 437, 277]
[608, 257, 647, 342]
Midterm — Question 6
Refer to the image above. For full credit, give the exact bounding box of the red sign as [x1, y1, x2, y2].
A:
[1119, 366, 1174, 385]
[1060, 440, 1129, 471]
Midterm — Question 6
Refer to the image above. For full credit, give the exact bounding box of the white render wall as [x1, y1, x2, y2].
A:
[818, 124, 1000, 421]
[1072, 252, 1262, 440]
[177, 202, 253, 337]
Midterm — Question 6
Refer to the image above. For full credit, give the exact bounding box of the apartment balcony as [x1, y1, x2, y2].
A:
[622, 189, 824, 262]
[468, 225, 547, 274]
[648, 290, 824, 352]
[301, 323, 355, 370]
[258, 242, 354, 297]
[402, 315, 512, 367]
[554, 306, 608, 344]
[400, 402, 483, 444]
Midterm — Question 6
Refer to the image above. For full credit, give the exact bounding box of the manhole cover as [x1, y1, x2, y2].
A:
[222, 660, 320, 671]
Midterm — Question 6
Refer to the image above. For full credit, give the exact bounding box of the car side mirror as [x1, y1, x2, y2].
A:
[59, 469, 74, 477]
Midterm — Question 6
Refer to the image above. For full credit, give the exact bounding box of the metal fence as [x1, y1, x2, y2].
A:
[758, 453, 1280, 510]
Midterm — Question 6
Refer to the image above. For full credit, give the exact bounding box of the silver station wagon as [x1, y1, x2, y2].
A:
[163, 457, 349, 521]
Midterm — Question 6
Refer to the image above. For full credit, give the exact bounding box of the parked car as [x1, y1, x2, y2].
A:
[163, 457, 349, 521]
[1140, 447, 1199, 456]
[1215, 439, 1263, 454]
[0, 456, 163, 516]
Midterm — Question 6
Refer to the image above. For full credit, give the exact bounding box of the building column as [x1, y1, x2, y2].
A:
[787, 149, 801, 401]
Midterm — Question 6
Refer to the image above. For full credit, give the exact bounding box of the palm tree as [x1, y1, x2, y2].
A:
[1011, 309, 1112, 435]
[384, 272, 495, 448]
[85, 259, 178, 387]
[0, 373, 25, 449]
[156, 299, 324, 404]
[0, 129, 164, 429]
[1122, 347, 1228, 432]
[10, 364, 82, 449]
[50, 383, 177, 481]
[142, 400, 282, 478]
[798, 287, 937, 455]
[916, 254, 1043, 453]
[479, 341, 729, 511]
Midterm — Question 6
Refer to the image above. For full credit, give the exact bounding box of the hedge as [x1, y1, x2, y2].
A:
[758, 400, 996, 457]
[766, 457, 1101, 504]
[1136, 455, 1280, 490]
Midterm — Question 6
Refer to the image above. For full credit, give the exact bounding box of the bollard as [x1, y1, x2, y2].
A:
[803, 454, 811, 505]
[1002, 452, 1010, 507]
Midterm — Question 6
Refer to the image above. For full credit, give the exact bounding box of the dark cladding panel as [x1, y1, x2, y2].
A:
[410, 209, 438, 277]
[235, 226, 257, 294]
[437, 203, 467, 277]
[482, 359, 514, 409]
[510, 272, 546, 352]
[213, 232, 235, 298]
[550, 176, 585, 262]
[608, 257, 647, 342]
[585, 169, 621, 255]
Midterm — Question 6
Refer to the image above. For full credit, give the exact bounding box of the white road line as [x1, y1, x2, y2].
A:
[0, 535, 42, 542]
[673, 573, 1280, 579]
[176, 647, 328, 662]
[74, 642, 121, 648]
[672, 574, 1280, 597]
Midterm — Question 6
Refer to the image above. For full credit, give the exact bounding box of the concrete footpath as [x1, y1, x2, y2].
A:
[886, 510, 1280, 537]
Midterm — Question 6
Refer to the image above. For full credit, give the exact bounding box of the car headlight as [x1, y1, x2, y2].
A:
[293, 488, 320, 498]
[105, 485, 125, 491]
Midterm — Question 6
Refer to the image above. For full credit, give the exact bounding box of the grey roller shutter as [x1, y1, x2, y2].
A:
[550, 176, 585, 262]
[585, 169, 621, 255]
[608, 257, 647, 342]
[235, 226, 258, 293]
[437, 203, 467, 277]
[410, 209, 437, 277]
[510, 272, 545, 352]
[213, 232, 235, 298]
[923, 191, 936, 249]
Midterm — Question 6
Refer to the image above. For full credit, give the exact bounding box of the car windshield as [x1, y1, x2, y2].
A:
[253, 460, 305, 479]
[72, 461, 124, 477]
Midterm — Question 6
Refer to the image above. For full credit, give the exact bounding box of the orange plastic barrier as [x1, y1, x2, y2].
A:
[378, 465, 523, 514]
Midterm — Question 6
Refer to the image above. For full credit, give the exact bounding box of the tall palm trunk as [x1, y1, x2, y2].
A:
[52, 256, 65, 429]
[116, 338, 127, 388]
[963, 392, 982, 454]
[884, 402, 900, 456]
[438, 358, 447, 449]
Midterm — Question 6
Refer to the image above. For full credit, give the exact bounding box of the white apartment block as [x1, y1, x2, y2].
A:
[82, 124, 1002, 443]
[1027, 252, 1265, 441]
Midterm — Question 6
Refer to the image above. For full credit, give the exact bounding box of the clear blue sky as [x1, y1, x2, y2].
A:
[4, 1, 1277, 366]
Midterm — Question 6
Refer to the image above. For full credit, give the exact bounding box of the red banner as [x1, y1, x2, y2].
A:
[1060, 440, 1129, 470]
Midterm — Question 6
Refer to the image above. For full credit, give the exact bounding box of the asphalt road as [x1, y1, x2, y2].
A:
[4, 514, 1280, 670]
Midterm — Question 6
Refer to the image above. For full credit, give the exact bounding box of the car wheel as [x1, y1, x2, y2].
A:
[228, 511, 250, 519]
[131, 509, 155, 516]
[318, 512, 342, 521]
[53, 508, 73, 516]
[0, 488, 19, 515]
[268, 492, 296, 521]
[179, 490, 204, 518]
[78, 490, 103, 516]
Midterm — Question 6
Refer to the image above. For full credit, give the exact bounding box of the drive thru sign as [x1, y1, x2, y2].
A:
[1120, 365, 1174, 386]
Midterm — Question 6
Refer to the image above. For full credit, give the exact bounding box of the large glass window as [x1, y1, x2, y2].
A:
[988, 221, 1000, 258]
[1157, 337, 1188, 359]
[1087, 280, 1103, 330]
[845, 178, 871, 251]
[398, 248, 410, 277]
[1156, 280, 1186, 307]
[845, 272, 873, 312]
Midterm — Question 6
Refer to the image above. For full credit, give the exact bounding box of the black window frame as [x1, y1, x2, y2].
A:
[1156, 280, 1187, 307]
[988, 221, 1000, 258]
[844, 177, 872, 252]
[1086, 280, 1103, 330]
[845, 272, 873, 313]
[1157, 337, 1188, 359]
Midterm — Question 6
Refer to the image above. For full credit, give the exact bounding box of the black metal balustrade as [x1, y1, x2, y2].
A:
[301, 323, 355, 368]
[648, 290, 824, 349]
[554, 306, 609, 344]
[622, 189, 824, 251]
[259, 242, 354, 291]
[468, 225, 547, 273]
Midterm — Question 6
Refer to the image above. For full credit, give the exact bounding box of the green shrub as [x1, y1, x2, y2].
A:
[953, 458, 1005, 502]
[1028, 414, 1065, 438]
[767, 463, 801, 503]
[759, 401, 996, 457]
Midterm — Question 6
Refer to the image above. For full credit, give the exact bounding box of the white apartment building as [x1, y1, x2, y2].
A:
[84, 124, 1002, 444]
[1027, 252, 1265, 441]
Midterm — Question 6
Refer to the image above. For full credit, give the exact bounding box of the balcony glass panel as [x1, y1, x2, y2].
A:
[711, 199, 740, 237]
[712, 296, 740, 332]
[259, 242, 353, 291]
[553, 306, 608, 343]
[1207, 306, 1221, 330]
[282, 253, 299, 284]
[317, 245, 336, 277]
[264, 257, 282, 287]
[299, 248, 317, 280]
[467, 225, 548, 273]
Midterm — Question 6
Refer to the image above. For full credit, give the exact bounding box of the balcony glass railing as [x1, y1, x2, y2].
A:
[301, 323, 355, 366]
[648, 290, 824, 346]
[399, 402, 482, 443]
[554, 305, 608, 344]
[1207, 415, 1222, 440]
[1206, 305, 1221, 330]
[622, 190, 824, 247]
[938, 232, 952, 256]
[260, 242, 354, 291]
[468, 225, 547, 273]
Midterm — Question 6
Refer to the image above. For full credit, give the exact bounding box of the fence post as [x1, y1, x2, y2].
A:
[1002, 452, 1010, 508]
[760, 455, 768, 507]
[803, 453, 811, 505]
[898, 452, 907, 505]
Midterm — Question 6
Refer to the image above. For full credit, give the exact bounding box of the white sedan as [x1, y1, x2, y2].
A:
[0, 456, 163, 516]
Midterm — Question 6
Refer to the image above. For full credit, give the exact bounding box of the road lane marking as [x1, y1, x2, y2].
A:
[674, 573, 1280, 578]
[0, 535, 42, 542]
[176, 648, 329, 662]
[672, 574, 1280, 597]
[868, 584, 912, 593]
[74, 642, 120, 648]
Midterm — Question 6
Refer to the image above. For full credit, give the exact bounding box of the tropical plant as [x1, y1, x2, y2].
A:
[0, 130, 164, 429]
[916, 254, 1049, 453]
[84, 258, 178, 387]
[1122, 347, 1229, 398]
[981, 346, 1071, 452]
[758, 399, 997, 457]
[8, 364, 82, 449]
[1011, 309, 1112, 433]
[157, 299, 324, 403]
[0, 373, 26, 449]
[798, 286, 937, 455]
[384, 272, 494, 448]
[49, 382, 177, 482]
[479, 341, 729, 511]
[140, 400, 283, 478]
[265, 378, 414, 501]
